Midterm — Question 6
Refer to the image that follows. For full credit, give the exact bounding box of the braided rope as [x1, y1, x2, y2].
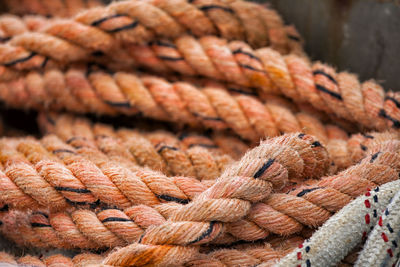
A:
[2, 31, 396, 132]
[274, 180, 400, 267]
[3, 0, 104, 18]
[355, 189, 400, 266]
[0, 0, 302, 77]
[0, 66, 345, 142]
[0, 133, 327, 248]
[0, 134, 216, 210]
[98, 134, 330, 265]
[0, 238, 300, 267]
[0, 251, 104, 267]
[39, 112, 240, 180]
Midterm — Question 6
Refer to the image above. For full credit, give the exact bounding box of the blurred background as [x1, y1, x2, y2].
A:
[263, 0, 400, 90]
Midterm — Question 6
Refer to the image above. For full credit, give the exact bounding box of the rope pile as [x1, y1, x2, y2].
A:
[0, 1, 399, 266]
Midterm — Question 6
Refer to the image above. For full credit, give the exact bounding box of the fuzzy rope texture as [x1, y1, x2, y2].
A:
[39, 112, 242, 180]
[100, 133, 323, 266]
[4, 0, 104, 18]
[101, 139, 400, 266]
[0, 237, 301, 267]
[0, 133, 330, 247]
[275, 179, 400, 267]
[0, 0, 302, 75]
[0, 26, 398, 133]
[0, 251, 105, 267]
[0, 65, 348, 142]
[2, 132, 396, 249]
[355, 190, 400, 267]
[43, 113, 400, 173]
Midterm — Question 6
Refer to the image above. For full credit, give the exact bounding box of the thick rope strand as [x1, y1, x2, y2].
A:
[3, 0, 104, 18]
[0, 66, 345, 142]
[38, 112, 239, 180]
[0, 0, 301, 74]
[1, 32, 394, 132]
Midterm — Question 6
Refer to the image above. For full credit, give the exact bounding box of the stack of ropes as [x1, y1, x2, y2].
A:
[0, 1, 400, 267]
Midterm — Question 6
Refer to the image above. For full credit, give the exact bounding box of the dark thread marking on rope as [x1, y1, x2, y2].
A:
[101, 217, 132, 223]
[104, 100, 131, 108]
[313, 70, 338, 85]
[387, 223, 394, 233]
[298, 133, 306, 139]
[149, 40, 177, 49]
[373, 195, 378, 203]
[55, 186, 91, 194]
[228, 87, 258, 96]
[41, 57, 49, 68]
[188, 143, 218, 149]
[32, 211, 49, 218]
[66, 136, 84, 144]
[178, 132, 190, 140]
[3, 52, 37, 67]
[254, 159, 275, 179]
[0, 205, 8, 212]
[385, 209, 389, 216]
[106, 21, 139, 33]
[66, 199, 100, 208]
[188, 221, 216, 244]
[138, 232, 145, 243]
[306, 259, 311, 267]
[52, 149, 76, 154]
[375, 187, 380, 192]
[157, 145, 179, 153]
[31, 223, 51, 228]
[379, 109, 400, 129]
[362, 133, 374, 139]
[287, 34, 301, 42]
[0, 36, 11, 42]
[392, 240, 398, 248]
[385, 96, 400, 109]
[199, 5, 234, 13]
[238, 63, 266, 73]
[305, 246, 310, 253]
[91, 14, 126, 26]
[232, 48, 262, 63]
[315, 84, 343, 100]
[297, 187, 321, 197]
[311, 141, 321, 147]
[157, 55, 184, 61]
[193, 112, 223, 122]
[373, 209, 378, 217]
[360, 144, 367, 151]
[46, 115, 55, 125]
[370, 152, 381, 163]
[156, 194, 189, 204]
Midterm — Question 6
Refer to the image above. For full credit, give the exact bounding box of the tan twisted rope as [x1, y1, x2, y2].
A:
[98, 133, 330, 266]
[38, 112, 240, 180]
[0, 238, 300, 267]
[0, 66, 345, 142]
[0, 0, 302, 75]
[0, 251, 105, 267]
[4, 0, 104, 18]
[0, 133, 329, 247]
[1, 31, 396, 132]
[0, 134, 217, 211]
